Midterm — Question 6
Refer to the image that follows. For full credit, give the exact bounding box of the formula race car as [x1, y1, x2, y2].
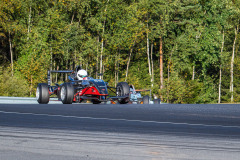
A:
[129, 84, 161, 104]
[36, 66, 130, 104]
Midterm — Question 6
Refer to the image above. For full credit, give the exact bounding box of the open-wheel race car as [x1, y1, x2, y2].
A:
[36, 66, 130, 104]
[129, 84, 161, 104]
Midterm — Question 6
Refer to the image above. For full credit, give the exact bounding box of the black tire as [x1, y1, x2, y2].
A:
[61, 83, 74, 104]
[153, 98, 161, 104]
[143, 95, 149, 104]
[36, 83, 49, 104]
[116, 82, 130, 104]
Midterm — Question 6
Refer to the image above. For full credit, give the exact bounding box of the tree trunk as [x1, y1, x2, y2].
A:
[102, 64, 104, 80]
[65, 39, 69, 81]
[71, 12, 75, 24]
[115, 50, 119, 87]
[78, 15, 81, 27]
[53, 61, 55, 83]
[74, 48, 77, 65]
[192, 65, 195, 80]
[27, 6, 31, 40]
[96, 36, 99, 79]
[86, 59, 88, 72]
[61, 59, 63, 81]
[99, 0, 109, 80]
[65, 60, 68, 81]
[125, 36, 137, 81]
[159, 37, 163, 90]
[219, 30, 224, 104]
[151, 43, 154, 87]
[117, 50, 119, 85]
[100, 36, 103, 79]
[167, 45, 174, 103]
[115, 54, 117, 87]
[147, 22, 152, 79]
[50, 47, 53, 83]
[9, 31, 13, 77]
[30, 75, 32, 96]
[125, 48, 132, 82]
[230, 26, 238, 103]
[56, 65, 59, 83]
[100, 20, 106, 80]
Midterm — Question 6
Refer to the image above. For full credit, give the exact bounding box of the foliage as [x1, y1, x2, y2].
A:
[160, 72, 203, 104]
[0, 68, 30, 97]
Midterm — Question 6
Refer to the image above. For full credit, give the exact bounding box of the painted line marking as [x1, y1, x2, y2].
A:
[0, 110, 240, 129]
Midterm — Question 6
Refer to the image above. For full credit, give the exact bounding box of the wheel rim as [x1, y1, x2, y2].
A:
[116, 86, 121, 96]
[36, 87, 40, 100]
[61, 86, 66, 101]
[116, 86, 122, 102]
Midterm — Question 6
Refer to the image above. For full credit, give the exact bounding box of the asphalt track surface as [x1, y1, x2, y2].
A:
[0, 102, 240, 159]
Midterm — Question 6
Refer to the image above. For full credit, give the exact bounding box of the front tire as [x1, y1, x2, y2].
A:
[61, 83, 74, 104]
[116, 82, 130, 104]
[36, 83, 49, 104]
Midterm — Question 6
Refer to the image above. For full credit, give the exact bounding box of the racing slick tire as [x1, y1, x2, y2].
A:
[153, 98, 161, 104]
[36, 83, 49, 104]
[116, 82, 130, 104]
[61, 83, 74, 104]
[143, 95, 150, 104]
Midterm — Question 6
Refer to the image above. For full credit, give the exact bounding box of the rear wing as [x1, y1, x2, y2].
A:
[135, 89, 151, 92]
[47, 70, 73, 86]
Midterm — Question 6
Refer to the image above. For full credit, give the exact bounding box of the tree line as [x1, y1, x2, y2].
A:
[0, 0, 240, 103]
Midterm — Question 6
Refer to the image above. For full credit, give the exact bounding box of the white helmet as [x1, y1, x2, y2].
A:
[77, 69, 88, 80]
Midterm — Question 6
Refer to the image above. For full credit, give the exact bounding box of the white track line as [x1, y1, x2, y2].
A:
[0, 110, 240, 129]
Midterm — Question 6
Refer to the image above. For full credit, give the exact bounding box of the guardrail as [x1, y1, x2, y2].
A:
[0, 96, 59, 104]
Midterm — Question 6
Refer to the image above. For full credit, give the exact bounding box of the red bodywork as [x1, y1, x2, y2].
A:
[73, 86, 108, 102]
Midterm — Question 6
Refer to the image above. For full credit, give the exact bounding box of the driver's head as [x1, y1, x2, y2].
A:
[77, 69, 88, 80]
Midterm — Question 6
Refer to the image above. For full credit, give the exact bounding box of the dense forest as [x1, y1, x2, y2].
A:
[0, 0, 240, 103]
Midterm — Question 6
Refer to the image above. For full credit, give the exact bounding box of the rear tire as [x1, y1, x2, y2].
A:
[153, 98, 161, 104]
[143, 95, 149, 104]
[116, 82, 130, 104]
[61, 83, 74, 104]
[36, 83, 49, 104]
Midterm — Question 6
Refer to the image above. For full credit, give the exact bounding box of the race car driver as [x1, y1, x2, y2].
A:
[77, 69, 88, 80]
